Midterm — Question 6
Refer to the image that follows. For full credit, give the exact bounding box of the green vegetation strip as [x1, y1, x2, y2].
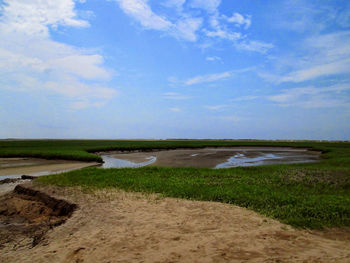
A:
[1, 140, 350, 229]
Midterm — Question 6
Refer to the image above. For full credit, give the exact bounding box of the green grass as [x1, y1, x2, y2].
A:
[1, 139, 350, 228]
[37, 164, 350, 229]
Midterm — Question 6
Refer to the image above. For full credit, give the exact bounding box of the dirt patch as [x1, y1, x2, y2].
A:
[0, 185, 77, 250]
[1, 183, 349, 263]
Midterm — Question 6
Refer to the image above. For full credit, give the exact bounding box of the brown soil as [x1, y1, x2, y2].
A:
[1, 183, 349, 263]
[0, 185, 76, 250]
[110, 147, 320, 168]
[0, 158, 99, 178]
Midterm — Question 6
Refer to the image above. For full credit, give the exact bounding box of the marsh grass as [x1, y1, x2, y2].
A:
[37, 163, 350, 229]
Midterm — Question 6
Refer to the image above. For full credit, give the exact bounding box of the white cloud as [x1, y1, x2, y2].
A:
[169, 107, 182, 112]
[204, 13, 242, 42]
[203, 12, 273, 54]
[204, 28, 241, 41]
[185, 71, 231, 85]
[115, 0, 172, 30]
[163, 92, 191, 100]
[278, 59, 350, 83]
[226, 13, 251, 29]
[184, 67, 254, 85]
[261, 31, 350, 83]
[114, 0, 271, 54]
[163, 0, 186, 10]
[48, 54, 111, 80]
[0, 0, 89, 36]
[44, 76, 117, 99]
[268, 85, 350, 108]
[204, 104, 228, 110]
[206, 56, 222, 62]
[0, 0, 117, 109]
[273, 0, 331, 33]
[190, 0, 221, 13]
[115, 0, 203, 41]
[231, 96, 258, 101]
[236, 40, 274, 54]
[173, 17, 202, 42]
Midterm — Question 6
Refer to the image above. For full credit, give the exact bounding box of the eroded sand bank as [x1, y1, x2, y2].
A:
[1, 183, 348, 263]
[108, 147, 321, 168]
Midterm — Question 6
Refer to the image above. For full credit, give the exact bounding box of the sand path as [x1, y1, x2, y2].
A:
[1, 183, 349, 263]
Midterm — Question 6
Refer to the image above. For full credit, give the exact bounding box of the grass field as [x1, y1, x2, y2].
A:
[1, 139, 350, 228]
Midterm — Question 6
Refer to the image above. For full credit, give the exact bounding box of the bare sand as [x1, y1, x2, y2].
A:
[1, 182, 349, 263]
[110, 147, 320, 168]
[0, 158, 99, 178]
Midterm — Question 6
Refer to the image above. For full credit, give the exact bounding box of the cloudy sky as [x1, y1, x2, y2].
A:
[0, 0, 349, 139]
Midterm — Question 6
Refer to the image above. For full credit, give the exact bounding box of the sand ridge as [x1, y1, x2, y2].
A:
[1, 182, 349, 263]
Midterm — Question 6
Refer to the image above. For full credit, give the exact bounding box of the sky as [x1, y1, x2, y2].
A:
[0, 0, 349, 140]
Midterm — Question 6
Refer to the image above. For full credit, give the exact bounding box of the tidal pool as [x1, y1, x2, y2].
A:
[101, 147, 320, 169]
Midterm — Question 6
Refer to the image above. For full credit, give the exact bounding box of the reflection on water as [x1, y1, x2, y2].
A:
[101, 155, 157, 168]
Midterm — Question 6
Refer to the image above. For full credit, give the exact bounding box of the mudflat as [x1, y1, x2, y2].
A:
[0, 158, 99, 178]
[110, 147, 320, 168]
[1, 183, 348, 263]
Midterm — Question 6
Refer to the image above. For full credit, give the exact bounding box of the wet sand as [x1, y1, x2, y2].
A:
[110, 147, 320, 168]
[1, 182, 349, 263]
[0, 158, 99, 179]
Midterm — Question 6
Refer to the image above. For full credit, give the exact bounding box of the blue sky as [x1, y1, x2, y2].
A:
[0, 0, 349, 140]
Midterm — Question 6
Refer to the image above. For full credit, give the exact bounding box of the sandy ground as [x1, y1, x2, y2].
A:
[110, 147, 320, 168]
[1, 182, 349, 263]
[0, 158, 99, 178]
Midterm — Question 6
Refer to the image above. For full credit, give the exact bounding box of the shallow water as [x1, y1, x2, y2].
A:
[215, 153, 280, 168]
[101, 155, 157, 168]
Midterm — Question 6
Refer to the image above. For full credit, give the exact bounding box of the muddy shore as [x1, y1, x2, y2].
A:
[1, 182, 349, 263]
[0, 158, 99, 179]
